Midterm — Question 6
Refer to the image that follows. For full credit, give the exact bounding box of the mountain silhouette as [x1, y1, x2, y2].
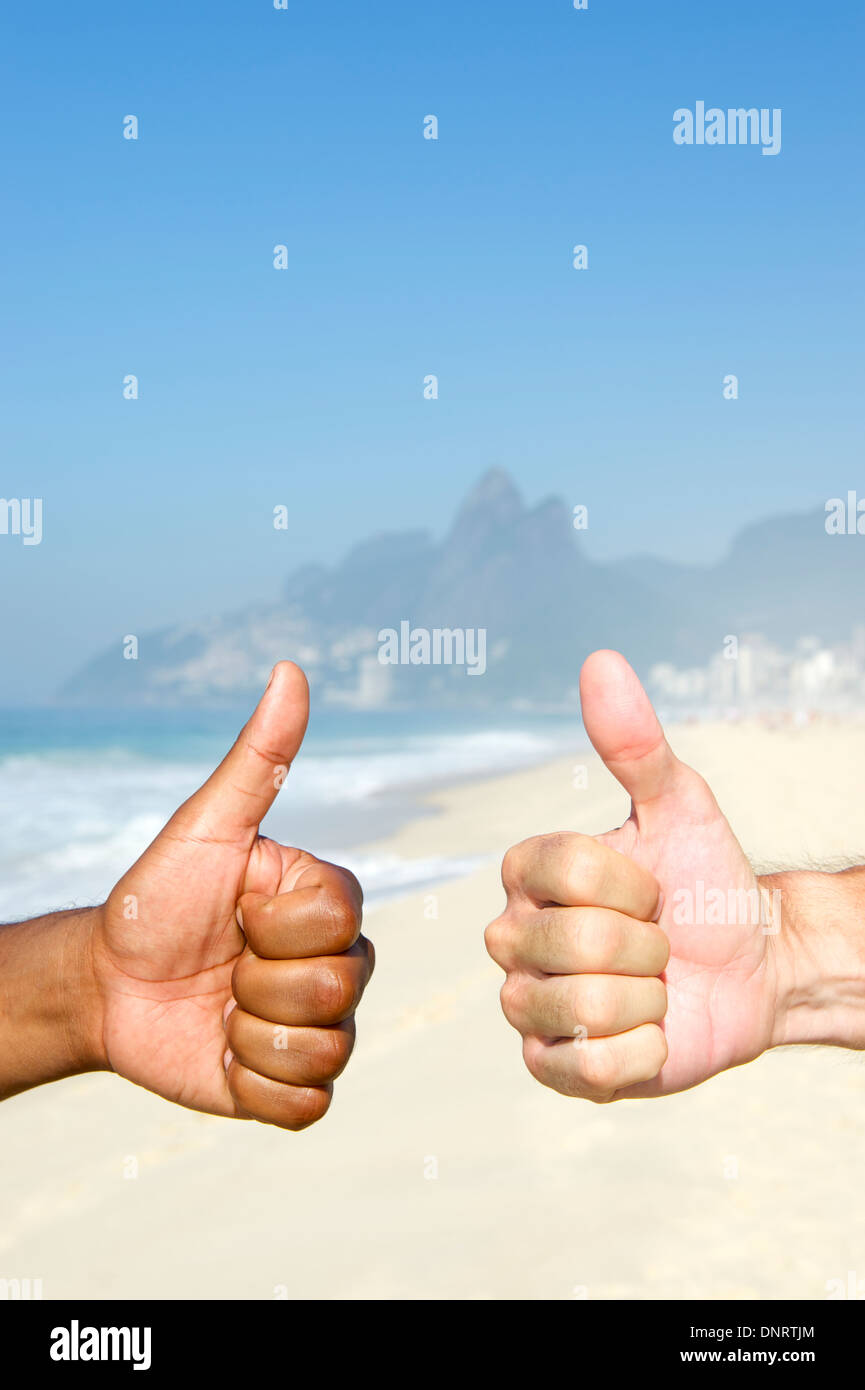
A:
[60, 472, 861, 707]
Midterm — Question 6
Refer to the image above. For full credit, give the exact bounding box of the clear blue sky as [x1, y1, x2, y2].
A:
[1, 0, 862, 701]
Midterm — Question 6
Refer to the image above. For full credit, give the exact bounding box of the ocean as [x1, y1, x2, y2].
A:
[0, 706, 581, 920]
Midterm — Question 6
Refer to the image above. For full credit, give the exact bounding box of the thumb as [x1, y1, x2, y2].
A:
[579, 649, 696, 810]
[176, 661, 310, 843]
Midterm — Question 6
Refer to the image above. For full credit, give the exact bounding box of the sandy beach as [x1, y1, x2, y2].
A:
[2, 716, 865, 1301]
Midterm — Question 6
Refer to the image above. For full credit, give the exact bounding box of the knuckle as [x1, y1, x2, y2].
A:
[600, 911, 625, 967]
[341, 867, 364, 908]
[501, 843, 525, 892]
[483, 918, 499, 958]
[522, 1035, 581, 1100]
[502, 835, 551, 889]
[311, 964, 357, 1020]
[484, 915, 511, 968]
[314, 1027, 354, 1080]
[521, 1036, 547, 1085]
[230, 956, 253, 1008]
[224, 1006, 244, 1053]
[499, 974, 524, 1029]
[577, 1042, 620, 1100]
[555, 992, 581, 1037]
[573, 975, 611, 1030]
[646, 1022, 669, 1071]
[648, 978, 668, 1021]
[323, 893, 360, 951]
[654, 926, 672, 970]
[565, 834, 604, 897]
[361, 934, 375, 981]
[279, 1086, 332, 1132]
[237, 896, 281, 956]
[585, 913, 624, 969]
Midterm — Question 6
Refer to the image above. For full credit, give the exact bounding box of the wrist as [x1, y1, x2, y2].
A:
[0, 904, 109, 1100]
[63, 904, 110, 1075]
[764, 868, 865, 1050]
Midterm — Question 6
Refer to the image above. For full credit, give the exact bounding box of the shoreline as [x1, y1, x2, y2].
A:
[2, 714, 865, 1299]
[350, 711, 865, 909]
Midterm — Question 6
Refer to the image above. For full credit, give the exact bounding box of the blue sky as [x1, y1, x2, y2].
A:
[1, 0, 863, 701]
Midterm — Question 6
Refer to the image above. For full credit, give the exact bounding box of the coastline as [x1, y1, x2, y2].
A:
[2, 715, 865, 1299]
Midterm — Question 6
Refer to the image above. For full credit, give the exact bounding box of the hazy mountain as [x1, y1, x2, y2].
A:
[60, 471, 862, 708]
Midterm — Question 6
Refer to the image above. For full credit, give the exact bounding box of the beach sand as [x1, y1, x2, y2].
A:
[2, 717, 865, 1300]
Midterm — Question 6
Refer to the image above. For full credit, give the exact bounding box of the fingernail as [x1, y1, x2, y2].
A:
[222, 998, 237, 1027]
[223, 1048, 234, 1074]
[235, 903, 244, 930]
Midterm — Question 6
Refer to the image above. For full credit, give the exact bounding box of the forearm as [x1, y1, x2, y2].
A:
[0, 906, 107, 1100]
[764, 867, 865, 1050]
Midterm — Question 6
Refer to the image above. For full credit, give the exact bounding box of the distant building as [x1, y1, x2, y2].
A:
[649, 626, 865, 715]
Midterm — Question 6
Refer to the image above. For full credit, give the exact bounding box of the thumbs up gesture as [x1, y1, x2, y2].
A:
[486, 650, 782, 1101]
[91, 663, 374, 1129]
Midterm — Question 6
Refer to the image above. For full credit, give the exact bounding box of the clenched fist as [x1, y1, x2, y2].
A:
[486, 650, 784, 1102]
[92, 662, 374, 1129]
